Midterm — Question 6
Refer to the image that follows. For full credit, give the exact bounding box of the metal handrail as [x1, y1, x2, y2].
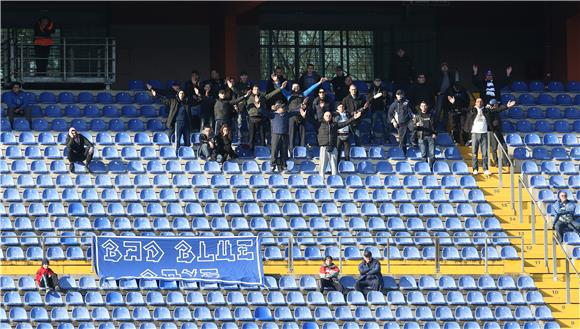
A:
[4, 233, 526, 275]
[490, 131, 516, 211]
[7, 36, 116, 85]
[517, 174, 580, 304]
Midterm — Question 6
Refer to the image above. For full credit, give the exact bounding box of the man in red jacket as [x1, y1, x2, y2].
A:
[34, 16, 55, 76]
[35, 259, 60, 291]
[318, 256, 344, 293]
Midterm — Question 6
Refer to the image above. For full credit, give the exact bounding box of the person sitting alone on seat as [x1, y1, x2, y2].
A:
[5, 82, 32, 128]
[552, 190, 579, 243]
[319, 256, 344, 293]
[35, 259, 60, 291]
[355, 250, 383, 296]
[65, 127, 94, 173]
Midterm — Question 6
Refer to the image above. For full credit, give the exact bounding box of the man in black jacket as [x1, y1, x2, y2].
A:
[342, 84, 366, 145]
[413, 101, 438, 170]
[184, 70, 201, 97]
[283, 79, 326, 153]
[472, 64, 513, 105]
[331, 66, 347, 102]
[65, 127, 94, 173]
[355, 250, 383, 296]
[390, 48, 414, 93]
[213, 89, 251, 133]
[198, 126, 216, 160]
[304, 105, 364, 178]
[446, 83, 470, 144]
[407, 73, 436, 111]
[368, 78, 388, 144]
[203, 69, 225, 99]
[266, 66, 287, 107]
[313, 88, 333, 120]
[388, 90, 413, 156]
[435, 62, 459, 131]
[234, 72, 252, 145]
[487, 99, 515, 167]
[246, 79, 287, 151]
[149, 86, 193, 151]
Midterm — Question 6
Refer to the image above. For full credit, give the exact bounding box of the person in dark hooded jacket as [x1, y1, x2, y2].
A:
[355, 251, 383, 295]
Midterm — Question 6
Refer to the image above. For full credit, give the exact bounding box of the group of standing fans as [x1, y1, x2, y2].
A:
[139, 53, 517, 175]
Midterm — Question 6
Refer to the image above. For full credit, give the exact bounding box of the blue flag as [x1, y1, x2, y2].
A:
[93, 236, 263, 285]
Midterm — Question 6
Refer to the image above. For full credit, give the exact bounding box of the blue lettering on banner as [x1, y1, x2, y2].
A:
[93, 236, 263, 285]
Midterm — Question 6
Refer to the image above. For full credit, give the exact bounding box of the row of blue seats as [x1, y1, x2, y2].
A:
[2, 186, 490, 205]
[502, 119, 580, 133]
[1, 215, 505, 235]
[2, 104, 167, 118]
[500, 106, 579, 120]
[0, 321, 562, 329]
[1, 200, 497, 218]
[0, 229, 511, 248]
[1, 91, 157, 105]
[2, 281, 544, 305]
[506, 133, 579, 147]
[2, 305, 555, 324]
[510, 80, 579, 93]
[0, 274, 538, 292]
[527, 175, 580, 191]
[0, 159, 473, 179]
[1, 243, 518, 262]
[521, 161, 580, 175]
[512, 147, 580, 161]
[0, 173, 482, 191]
[0, 130, 453, 150]
[3, 118, 166, 132]
[535, 189, 580, 204]
[502, 93, 580, 106]
[1, 158, 471, 177]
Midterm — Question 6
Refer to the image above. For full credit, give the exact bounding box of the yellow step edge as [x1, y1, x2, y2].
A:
[0, 260, 523, 276]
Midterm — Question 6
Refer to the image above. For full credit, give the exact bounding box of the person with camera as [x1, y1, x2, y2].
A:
[65, 127, 94, 173]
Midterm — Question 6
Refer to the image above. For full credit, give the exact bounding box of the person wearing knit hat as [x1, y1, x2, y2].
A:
[35, 259, 60, 291]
